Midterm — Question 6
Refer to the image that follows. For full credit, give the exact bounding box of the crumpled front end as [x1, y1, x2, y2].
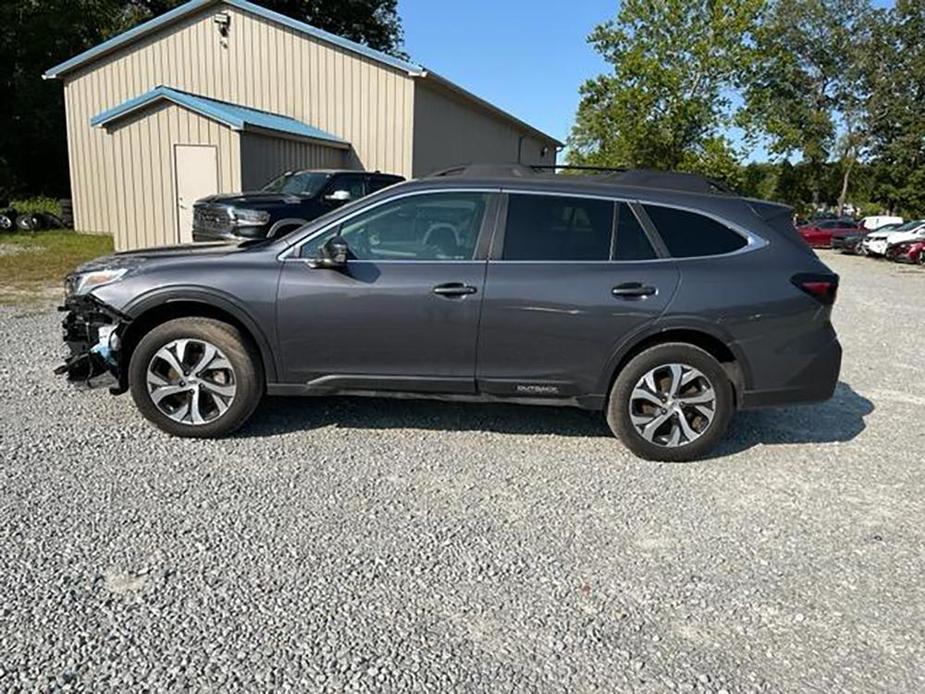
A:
[55, 295, 131, 391]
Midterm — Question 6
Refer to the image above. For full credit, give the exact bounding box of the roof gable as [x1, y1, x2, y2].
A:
[91, 86, 349, 146]
[44, 0, 561, 146]
[43, 0, 422, 79]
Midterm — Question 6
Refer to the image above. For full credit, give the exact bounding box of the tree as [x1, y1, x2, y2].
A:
[0, 0, 124, 199]
[863, 0, 925, 217]
[737, 0, 874, 211]
[119, 0, 405, 56]
[567, 0, 762, 181]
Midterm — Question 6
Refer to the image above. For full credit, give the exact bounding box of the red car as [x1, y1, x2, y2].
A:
[797, 219, 861, 249]
[886, 239, 925, 264]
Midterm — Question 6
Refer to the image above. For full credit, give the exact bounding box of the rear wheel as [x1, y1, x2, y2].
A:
[607, 343, 734, 462]
[129, 318, 263, 438]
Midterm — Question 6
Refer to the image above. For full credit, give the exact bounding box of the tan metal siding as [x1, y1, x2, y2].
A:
[63, 2, 415, 240]
[90, 102, 240, 250]
[411, 83, 557, 177]
[239, 133, 348, 190]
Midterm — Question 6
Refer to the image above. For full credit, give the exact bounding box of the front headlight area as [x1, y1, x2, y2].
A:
[229, 208, 270, 227]
[55, 293, 128, 390]
[65, 268, 129, 297]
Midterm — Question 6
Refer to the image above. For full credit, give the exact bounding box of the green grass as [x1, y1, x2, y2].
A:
[0, 231, 113, 305]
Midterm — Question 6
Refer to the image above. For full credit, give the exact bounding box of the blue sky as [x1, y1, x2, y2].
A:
[398, 0, 895, 161]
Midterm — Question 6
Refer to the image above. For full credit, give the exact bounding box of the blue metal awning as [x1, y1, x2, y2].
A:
[90, 86, 349, 147]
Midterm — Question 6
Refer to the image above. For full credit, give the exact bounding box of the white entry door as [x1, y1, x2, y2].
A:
[174, 145, 218, 243]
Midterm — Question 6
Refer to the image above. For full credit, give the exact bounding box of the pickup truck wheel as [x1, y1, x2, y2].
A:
[129, 318, 263, 438]
[607, 343, 734, 462]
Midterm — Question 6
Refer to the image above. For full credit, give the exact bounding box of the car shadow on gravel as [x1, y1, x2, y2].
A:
[242, 396, 613, 438]
[709, 381, 874, 458]
[239, 381, 873, 452]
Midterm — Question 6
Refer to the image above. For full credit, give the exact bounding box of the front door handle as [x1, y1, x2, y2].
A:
[433, 282, 477, 297]
[612, 282, 657, 299]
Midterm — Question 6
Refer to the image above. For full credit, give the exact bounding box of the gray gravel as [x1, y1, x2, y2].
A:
[1, 251, 923, 692]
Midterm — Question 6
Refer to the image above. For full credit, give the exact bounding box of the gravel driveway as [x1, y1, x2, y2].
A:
[1, 251, 923, 692]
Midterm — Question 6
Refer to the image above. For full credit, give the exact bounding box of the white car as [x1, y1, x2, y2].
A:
[860, 215, 904, 230]
[862, 219, 925, 256]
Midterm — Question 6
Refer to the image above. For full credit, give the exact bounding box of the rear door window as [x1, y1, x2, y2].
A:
[502, 194, 613, 261]
[643, 205, 747, 258]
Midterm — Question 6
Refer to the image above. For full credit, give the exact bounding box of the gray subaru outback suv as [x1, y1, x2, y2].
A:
[58, 165, 841, 461]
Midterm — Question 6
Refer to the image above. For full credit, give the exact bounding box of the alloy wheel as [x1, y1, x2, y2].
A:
[628, 363, 716, 448]
[146, 338, 236, 425]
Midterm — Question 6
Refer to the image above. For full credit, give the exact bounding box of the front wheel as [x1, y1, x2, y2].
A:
[129, 318, 263, 438]
[607, 343, 734, 462]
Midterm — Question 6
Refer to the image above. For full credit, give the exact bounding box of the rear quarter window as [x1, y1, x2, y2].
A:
[643, 205, 747, 258]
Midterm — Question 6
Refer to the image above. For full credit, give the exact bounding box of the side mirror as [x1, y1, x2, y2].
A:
[310, 236, 349, 269]
[324, 189, 353, 204]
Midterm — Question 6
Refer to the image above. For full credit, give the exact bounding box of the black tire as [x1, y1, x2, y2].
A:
[606, 343, 734, 462]
[35, 212, 64, 229]
[0, 211, 14, 231]
[129, 317, 264, 438]
[15, 213, 34, 231]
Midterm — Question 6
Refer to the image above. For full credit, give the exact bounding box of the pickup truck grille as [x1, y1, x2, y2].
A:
[193, 204, 233, 235]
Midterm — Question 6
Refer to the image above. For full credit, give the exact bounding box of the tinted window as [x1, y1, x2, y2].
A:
[326, 174, 365, 201]
[367, 176, 401, 193]
[614, 203, 656, 260]
[643, 205, 747, 258]
[503, 194, 613, 261]
[307, 192, 489, 261]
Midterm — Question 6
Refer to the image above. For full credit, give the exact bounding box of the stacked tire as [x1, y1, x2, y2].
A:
[59, 199, 73, 228]
[0, 208, 16, 232]
[0, 199, 72, 232]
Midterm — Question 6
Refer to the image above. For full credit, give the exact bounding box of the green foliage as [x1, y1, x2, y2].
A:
[0, 0, 123, 200]
[737, 0, 874, 209]
[10, 197, 63, 217]
[863, 0, 925, 217]
[568, 0, 763, 171]
[567, 0, 925, 216]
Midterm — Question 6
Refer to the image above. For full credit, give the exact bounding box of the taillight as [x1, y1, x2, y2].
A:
[792, 273, 839, 305]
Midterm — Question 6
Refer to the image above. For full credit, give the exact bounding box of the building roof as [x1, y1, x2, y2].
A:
[90, 86, 350, 146]
[44, 0, 561, 146]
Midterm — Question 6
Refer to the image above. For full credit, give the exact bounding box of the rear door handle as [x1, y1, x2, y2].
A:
[433, 282, 477, 297]
[612, 282, 657, 299]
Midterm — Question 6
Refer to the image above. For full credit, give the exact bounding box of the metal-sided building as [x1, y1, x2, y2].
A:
[44, 0, 560, 250]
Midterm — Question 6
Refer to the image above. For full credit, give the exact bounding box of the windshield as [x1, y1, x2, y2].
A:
[261, 171, 331, 196]
[889, 220, 925, 232]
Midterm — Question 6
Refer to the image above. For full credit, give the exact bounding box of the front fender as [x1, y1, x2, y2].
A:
[122, 286, 279, 383]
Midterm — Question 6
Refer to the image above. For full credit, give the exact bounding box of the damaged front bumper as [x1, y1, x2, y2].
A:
[55, 295, 131, 392]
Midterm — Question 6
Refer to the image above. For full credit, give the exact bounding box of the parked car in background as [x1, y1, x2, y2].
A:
[862, 219, 925, 256]
[832, 222, 902, 254]
[860, 215, 903, 230]
[886, 238, 925, 264]
[797, 218, 861, 248]
[192, 169, 404, 242]
[57, 165, 842, 462]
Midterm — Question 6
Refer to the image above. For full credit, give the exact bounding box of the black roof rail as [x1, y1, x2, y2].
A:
[426, 163, 735, 196]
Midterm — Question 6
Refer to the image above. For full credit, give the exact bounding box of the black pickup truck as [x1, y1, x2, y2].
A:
[192, 169, 403, 242]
